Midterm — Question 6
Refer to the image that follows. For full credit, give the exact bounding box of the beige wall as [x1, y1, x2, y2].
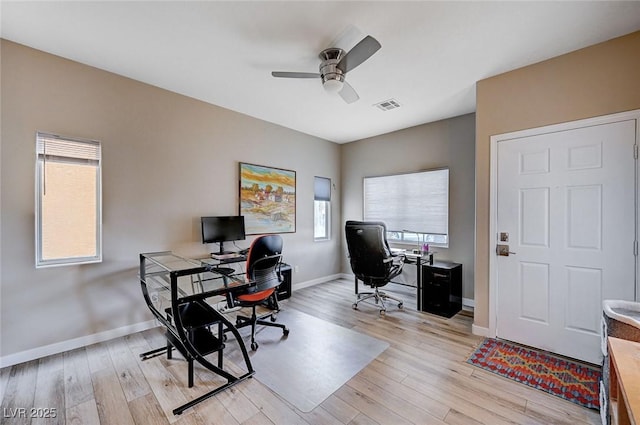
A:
[0, 40, 341, 359]
[341, 113, 476, 300]
[474, 31, 640, 329]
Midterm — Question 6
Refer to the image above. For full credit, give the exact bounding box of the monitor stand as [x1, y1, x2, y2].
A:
[212, 242, 234, 255]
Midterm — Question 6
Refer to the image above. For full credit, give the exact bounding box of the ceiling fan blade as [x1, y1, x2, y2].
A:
[338, 81, 359, 104]
[271, 71, 320, 79]
[337, 35, 381, 73]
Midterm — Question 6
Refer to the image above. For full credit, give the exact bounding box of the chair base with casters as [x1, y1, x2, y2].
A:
[235, 292, 289, 351]
[353, 278, 404, 316]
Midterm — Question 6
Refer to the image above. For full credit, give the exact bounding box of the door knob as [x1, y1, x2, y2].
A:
[496, 244, 516, 256]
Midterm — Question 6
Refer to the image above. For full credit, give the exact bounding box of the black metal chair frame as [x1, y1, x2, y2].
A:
[164, 300, 225, 388]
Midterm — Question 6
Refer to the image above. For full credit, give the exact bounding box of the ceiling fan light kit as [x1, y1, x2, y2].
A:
[320, 48, 346, 93]
[323, 78, 344, 93]
[271, 34, 381, 104]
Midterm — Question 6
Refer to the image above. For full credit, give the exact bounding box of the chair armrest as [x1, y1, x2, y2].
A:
[384, 255, 404, 270]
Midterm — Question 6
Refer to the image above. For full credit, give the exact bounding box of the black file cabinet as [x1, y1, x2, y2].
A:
[421, 261, 462, 318]
[276, 263, 292, 300]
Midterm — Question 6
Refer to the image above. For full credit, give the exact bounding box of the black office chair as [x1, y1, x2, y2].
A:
[345, 220, 404, 315]
[231, 234, 289, 350]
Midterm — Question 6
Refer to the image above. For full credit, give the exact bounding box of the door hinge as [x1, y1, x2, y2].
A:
[634, 144, 638, 159]
[635, 240, 638, 256]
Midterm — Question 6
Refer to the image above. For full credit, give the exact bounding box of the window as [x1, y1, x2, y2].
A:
[36, 132, 102, 267]
[364, 168, 449, 247]
[314, 176, 331, 241]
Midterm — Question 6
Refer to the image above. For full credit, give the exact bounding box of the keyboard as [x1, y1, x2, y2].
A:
[211, 252, 242, 260]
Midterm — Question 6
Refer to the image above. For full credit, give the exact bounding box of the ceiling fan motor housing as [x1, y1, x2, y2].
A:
[319, 48, 345, 92]
[271, 34, 380, 103]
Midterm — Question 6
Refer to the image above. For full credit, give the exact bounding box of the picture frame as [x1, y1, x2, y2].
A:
[239, 162, 296, 235]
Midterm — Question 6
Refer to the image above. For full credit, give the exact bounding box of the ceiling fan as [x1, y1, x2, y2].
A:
[271, 35, 382, 104]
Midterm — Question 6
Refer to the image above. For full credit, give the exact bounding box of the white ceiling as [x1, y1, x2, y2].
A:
[2, 1, 640, 143]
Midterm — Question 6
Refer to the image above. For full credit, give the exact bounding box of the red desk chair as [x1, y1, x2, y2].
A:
[232, 234, 289, 350]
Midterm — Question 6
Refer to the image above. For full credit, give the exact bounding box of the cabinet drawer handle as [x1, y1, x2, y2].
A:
[433, 273, 448, 279]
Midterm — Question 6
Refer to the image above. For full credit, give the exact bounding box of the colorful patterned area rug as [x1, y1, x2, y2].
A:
[467, 338, 601, 409]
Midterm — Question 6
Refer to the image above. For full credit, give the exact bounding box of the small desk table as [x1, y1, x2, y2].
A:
[139, 252, 255, 415]
[608, 337, 640, 425]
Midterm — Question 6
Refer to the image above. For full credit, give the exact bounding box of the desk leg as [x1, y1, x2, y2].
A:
[416, 257, 422, 311]
[139, 346, 168, 360]
[169, 305, 255, 415]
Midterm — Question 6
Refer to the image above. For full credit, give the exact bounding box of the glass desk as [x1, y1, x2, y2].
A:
[138, 252, 255, 415]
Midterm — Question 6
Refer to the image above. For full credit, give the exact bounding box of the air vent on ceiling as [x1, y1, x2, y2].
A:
[374, 98, 401, 111]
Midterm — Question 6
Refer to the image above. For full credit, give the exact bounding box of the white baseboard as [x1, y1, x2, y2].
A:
[1, 274, 344, 369]
[1, 274, 477, 368]
[0, 320, 158, 368]
[292, 273, 343, 291]
[472, 324, 489, 337]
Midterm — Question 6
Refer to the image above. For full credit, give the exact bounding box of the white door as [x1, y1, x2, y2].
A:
[496, 119, 637, 364]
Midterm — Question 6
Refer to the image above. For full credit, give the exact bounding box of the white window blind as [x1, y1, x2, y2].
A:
[37, 136, 101, 163]
[364, 168, 449, 245]
[36, 132, 102, 267]
[314, 176, 331, 202]
[314, 176, 331, 241]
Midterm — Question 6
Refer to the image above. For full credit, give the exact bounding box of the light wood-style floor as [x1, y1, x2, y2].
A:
[0, 279, 600, 425]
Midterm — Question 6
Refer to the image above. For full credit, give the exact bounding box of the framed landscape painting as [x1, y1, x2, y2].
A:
[239, 162, 296, 234]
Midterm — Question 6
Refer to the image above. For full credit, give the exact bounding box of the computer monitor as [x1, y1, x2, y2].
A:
[201, 216, 246, 254]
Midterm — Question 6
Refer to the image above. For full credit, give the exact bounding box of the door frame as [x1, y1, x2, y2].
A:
[488, 109, 640, 339]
